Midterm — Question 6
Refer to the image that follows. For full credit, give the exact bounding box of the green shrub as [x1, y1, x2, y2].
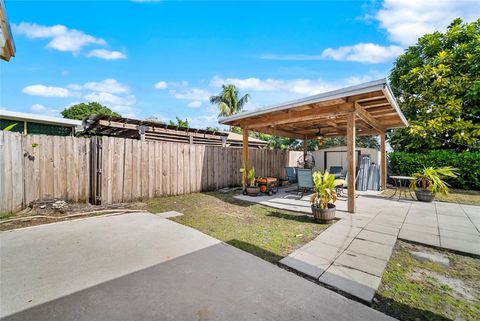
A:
[388, 151, 480, 190]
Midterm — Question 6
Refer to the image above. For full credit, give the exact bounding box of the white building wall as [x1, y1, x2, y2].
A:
[312, 146, 381, 173]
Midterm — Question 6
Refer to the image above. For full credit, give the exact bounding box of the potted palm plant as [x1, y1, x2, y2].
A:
[310, 171, 344, 223]
[242, 167, 260, 196]
[410, 166, 458, 202]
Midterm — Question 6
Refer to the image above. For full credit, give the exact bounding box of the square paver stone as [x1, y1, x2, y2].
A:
[401, 223, 439, 235]
[439, 229, 480, 241]
[334, 251, 388, 277]
[280, 253, 330, 279]
[440, 236, 480, 256]
[347, 239, 393, 261]
[438, 223, 479, 235]
[319, 264, 381, 303]
[300, 241, 345, 262]
[398, 228, 440, 247]
[364, 223, 399, 236]
[356, 230, 397, 246]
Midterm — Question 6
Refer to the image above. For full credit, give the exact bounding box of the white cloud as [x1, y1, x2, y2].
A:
[13, 22, 106, 52]
[261, 43, 402, 64]
[320, 43, 403, 63]
[22, 84, 73, 97]
[209, 75, 376, 96]
[29, 104, 61, 117]
[260, 0, 480, 64]
[154, 81, 168, 89]
[376, 0, 480, 47]
[169, 88, 211, 101]
[71, 79, 130, 94]
[187, 115, 220, 129]
[83, 92, 138, 118]
[84, 92, 136, 106]
[187, 101, 202, 108]
[86, 49, 127, 60]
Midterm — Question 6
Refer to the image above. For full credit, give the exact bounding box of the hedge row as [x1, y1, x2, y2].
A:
[388, 151, 480, 190]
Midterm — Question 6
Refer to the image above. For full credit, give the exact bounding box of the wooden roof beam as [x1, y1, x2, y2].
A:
[243, 102, 355, 129]
[354, 102, 386, 133]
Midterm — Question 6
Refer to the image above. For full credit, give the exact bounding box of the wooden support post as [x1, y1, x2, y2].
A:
[242, 128, 249, 190]
[303, 135, 308, 167]
[347, 112, 356, 213]
[380, 132, 387, 190]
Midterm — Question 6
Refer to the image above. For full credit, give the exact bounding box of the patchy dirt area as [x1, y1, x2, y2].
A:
[0, 199, 147, 231]
[374, 240, 480, 321]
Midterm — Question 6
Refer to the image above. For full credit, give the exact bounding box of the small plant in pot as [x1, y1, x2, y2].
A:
[242, 167, 260, 196]
[310, 171, 344, 223]
[410, 166, 458, 202]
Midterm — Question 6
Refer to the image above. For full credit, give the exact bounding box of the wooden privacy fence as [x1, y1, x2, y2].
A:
[94, 136, 288, 204]
[1, 132, 290, 212]
[0, 131, 90, 212]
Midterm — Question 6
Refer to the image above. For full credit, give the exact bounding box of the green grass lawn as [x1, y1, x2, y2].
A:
[382, 188, 480, 205]
[374, 241, 480, 321]
[147, 191, 328, 263]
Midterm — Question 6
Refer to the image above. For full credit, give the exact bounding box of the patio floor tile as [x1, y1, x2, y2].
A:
[335, 251, 387, 277]
[401, 223, 439, 235]
[280, 253, 331, 279]
[364, 223, 399, 236]
[347, 239, 393, 261]
[398, 228, 440, 247]
[356, 230, 397, 246]
[440, 236, 480, 256]
[319, 265, 381, 303]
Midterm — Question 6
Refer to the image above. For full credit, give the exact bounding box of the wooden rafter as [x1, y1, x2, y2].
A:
[354, 102, 386, 133]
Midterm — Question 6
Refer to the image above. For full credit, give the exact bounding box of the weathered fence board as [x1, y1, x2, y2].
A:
[0, 132, 90, 212]
[1, 132, 292, 211]
[97, 137, 289, 204]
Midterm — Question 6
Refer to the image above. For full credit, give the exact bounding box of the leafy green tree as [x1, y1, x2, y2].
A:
[209, 84, 250, 118]
[168, 117, 189, 128]
[389, 18, 480, 152]
[205, 126, 220, 132]
[61, 102, 120, 120]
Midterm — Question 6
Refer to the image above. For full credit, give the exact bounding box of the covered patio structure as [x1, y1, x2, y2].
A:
[219, 79, 408, 213]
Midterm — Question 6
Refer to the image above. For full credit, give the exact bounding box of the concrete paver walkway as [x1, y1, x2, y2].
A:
[237, 188, 480, 303]
[1, 212, 395, 321]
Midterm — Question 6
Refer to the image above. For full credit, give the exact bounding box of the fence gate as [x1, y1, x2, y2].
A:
[89, 136, 103, 205]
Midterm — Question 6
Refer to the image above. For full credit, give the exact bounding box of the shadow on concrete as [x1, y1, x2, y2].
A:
[373, 293, 453, 321]
[226, 239, 283, 264]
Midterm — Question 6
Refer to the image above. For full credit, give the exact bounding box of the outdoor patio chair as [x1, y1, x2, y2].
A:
[285, 167, 297, 184]
[296, 168, 315, 199]
[336, 171, 360, 198]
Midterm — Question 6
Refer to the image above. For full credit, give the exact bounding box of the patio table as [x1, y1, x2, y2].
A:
[389, 175, 415, 200]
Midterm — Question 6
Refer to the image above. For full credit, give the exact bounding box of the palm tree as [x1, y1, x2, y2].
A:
[209, 84, 250, 118]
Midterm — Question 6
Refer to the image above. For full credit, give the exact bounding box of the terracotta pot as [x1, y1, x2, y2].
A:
[311, 204, 336, 223]
[415, 189, 435, 202]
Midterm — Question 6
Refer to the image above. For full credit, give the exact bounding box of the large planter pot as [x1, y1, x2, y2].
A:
[244, 186, 260, 196]
[311, 204, 336, 223]
[415, 189, 435, 202]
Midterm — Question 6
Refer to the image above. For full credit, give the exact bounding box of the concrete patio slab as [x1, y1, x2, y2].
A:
[335, 251, 388, 277]
[240, 188, 480, 303]
[364, 223, 400, 236]
[319, 265, 381, 303]
[398, 228, 441, 247]
[1, 212, 396, 321]
[401, 222, 439, 235]
[356, 230, 397, 246]
[347, 239, 394, 261]
[440, 236, 480, 256]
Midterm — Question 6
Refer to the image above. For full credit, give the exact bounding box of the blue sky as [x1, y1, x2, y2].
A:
[1, 0, 479, 128]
